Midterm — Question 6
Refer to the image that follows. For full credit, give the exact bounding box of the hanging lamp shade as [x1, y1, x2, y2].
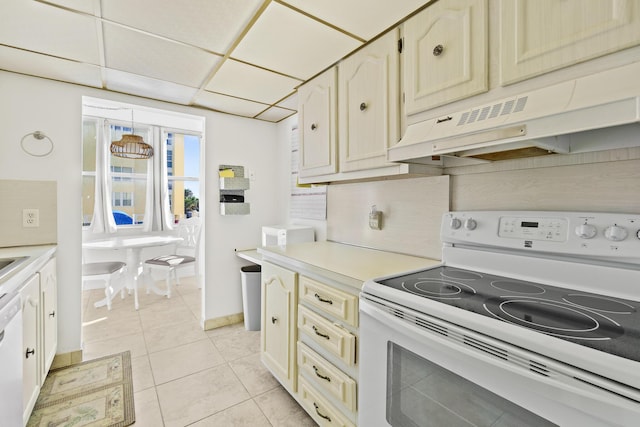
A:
[110, 134, 153, 159]
[109, 109, 153, 159]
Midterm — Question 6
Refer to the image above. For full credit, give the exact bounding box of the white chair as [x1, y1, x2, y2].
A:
[82, 261, 127, 310]
[144, 216, 202, 298]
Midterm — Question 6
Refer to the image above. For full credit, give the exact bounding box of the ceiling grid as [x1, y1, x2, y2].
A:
[0, 0, 432, 122]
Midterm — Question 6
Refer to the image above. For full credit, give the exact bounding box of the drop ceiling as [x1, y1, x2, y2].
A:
[0, 0, 431, 122]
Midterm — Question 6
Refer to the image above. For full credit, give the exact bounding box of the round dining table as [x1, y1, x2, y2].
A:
[82, 235, 183, 309]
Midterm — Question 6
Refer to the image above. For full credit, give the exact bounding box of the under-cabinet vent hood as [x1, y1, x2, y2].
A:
[390, 61, 640, 163]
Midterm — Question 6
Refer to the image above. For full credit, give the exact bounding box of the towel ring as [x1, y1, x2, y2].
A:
[21, 131, 54, 157]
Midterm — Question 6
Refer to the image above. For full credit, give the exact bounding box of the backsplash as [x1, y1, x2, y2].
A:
[327, 176, 450, 260]
[0, 180, 57, 247]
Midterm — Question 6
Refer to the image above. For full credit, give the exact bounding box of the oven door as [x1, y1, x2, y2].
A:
[359, 295, 640, 427]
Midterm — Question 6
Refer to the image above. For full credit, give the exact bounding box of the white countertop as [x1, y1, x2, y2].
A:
[0, 245, 57, 294]
[258, 241, 440, 290]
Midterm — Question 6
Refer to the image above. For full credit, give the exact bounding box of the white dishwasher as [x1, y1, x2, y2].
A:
[0, 291, 23, 427]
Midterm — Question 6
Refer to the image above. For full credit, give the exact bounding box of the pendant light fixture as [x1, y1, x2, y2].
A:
[110, 109, 153, 159]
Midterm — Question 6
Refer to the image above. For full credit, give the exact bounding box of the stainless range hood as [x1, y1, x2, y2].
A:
[389, 62, 640, 163]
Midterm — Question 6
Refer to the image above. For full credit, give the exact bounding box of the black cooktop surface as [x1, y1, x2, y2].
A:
[378, 266, 640, 362]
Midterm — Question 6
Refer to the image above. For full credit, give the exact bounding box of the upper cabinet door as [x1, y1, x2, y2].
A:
[338, 30, 400, 172]
[403, 0, 488, 115]
[298, 68, 338, 178]
[500, 0, 640, 85]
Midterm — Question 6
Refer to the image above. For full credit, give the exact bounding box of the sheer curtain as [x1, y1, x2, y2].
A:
[88, 120, 176, 234]
[88, 120, 117, 234]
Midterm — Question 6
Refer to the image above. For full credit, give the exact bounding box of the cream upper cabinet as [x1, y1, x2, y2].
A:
[403, 0, 488, 115]
[261, 261, 298, 392]
[500, 0, 640, 85]
[338, 30, 400, 172]
[40, 258, 57, 383]
[298, 67, 338, 178]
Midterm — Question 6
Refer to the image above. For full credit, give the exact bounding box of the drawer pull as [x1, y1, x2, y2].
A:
[314, 293, 333, 305]
[313, 402, 332, 422]
[313, 365, 331, 382]
[312, 325, 330, 340]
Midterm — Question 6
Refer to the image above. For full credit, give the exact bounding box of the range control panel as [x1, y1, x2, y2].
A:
[441, 211, 640, 260]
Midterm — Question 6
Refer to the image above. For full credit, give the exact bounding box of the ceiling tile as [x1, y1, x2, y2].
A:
[41, 0, 96, 14]
[276, 92, 298, 110]
[0, 0, 100, 64]
[205, 59, 302, 105]
[283, 0, 430, 40]
[102, 23, 222, 88]
[0, 46, 103, 87]
[232, 2, 362, 80]
[193, 91, 268, 117]
[104, 69, 198, 104]
[256, 106, 296, 122]
[101, 0, 263, 53]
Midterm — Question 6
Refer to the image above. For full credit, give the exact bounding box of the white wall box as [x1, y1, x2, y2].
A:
[219, 165, 250, 215]
[402, 0, 488, 115]
[500, 0, 640, 86]
[298, 68, 339, 178]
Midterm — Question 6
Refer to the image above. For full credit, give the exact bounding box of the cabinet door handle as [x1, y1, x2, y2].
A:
[26, 348, 35, 358]
[433, 44, 444, 56]
[271, 316, 278, 324]
[314, 293, 333, 305]
[313, 365, 331, 382]
[310, 123, 318, 131]
[312, 325, 330, 340]
[313, 402, 332, 422]
[49, 310, 56, 318]
[359, 102, 367, 111]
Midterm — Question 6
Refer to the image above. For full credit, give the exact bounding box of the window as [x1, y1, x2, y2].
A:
[165, 131, 200, 222]
[82, 101, 202, 232]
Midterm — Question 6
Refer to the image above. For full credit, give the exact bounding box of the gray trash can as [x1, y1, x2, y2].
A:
[240, 265, 262, 331]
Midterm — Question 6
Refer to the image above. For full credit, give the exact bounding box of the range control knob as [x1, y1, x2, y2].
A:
[464, 218, 477, 231]
[636, 229, 640, 240]
[604, 225, 628, 241]
[575, 223, 597, 239]
[450, 218, 462, 230]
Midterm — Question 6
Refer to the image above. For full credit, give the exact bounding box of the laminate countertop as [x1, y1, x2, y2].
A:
[256, 241, 440, 290]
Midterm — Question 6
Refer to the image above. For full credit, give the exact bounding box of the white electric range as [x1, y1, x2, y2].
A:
[359, 211, 640, 427]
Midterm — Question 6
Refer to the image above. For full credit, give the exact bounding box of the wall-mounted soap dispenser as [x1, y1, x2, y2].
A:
[369, 205, 382, 230]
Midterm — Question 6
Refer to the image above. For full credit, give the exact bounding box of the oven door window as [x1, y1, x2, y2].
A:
[387, 342, 557, 427]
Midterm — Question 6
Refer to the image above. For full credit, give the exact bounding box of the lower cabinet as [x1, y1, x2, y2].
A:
[21, 274, 40, 425]
[20, 256, 58, 425]
[261, 262, 298, 392]
[40, 258, 57, 384]
[260, 262, 360, 425]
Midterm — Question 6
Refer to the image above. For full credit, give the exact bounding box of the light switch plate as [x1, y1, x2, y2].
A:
[23, 208, 39, 227]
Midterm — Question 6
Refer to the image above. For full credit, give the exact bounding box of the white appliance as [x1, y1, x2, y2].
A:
[360, 211, 640, 427]
[261, 225, 314, 247]
[0, 291, 23, 427]
[389, 61, 640, 162]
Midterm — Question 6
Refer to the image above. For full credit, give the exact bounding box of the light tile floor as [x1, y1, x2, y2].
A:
[82, 277, 317, 426]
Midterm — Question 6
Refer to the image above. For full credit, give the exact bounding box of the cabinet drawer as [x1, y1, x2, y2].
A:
[298, 306, 356, 366]
[299, 276, 358, 327]
[298, 342, 357, 412]
[298, 375, 356, 427]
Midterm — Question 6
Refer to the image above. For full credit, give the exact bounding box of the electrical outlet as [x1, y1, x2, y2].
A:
[23, 208, 40, 228]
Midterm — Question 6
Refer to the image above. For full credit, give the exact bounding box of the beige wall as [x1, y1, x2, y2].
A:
[0, 180, 57, 247]
[326, 150, 640, 260]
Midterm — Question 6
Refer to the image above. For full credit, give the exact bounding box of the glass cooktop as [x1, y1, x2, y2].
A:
[378, 266, 640, 362]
